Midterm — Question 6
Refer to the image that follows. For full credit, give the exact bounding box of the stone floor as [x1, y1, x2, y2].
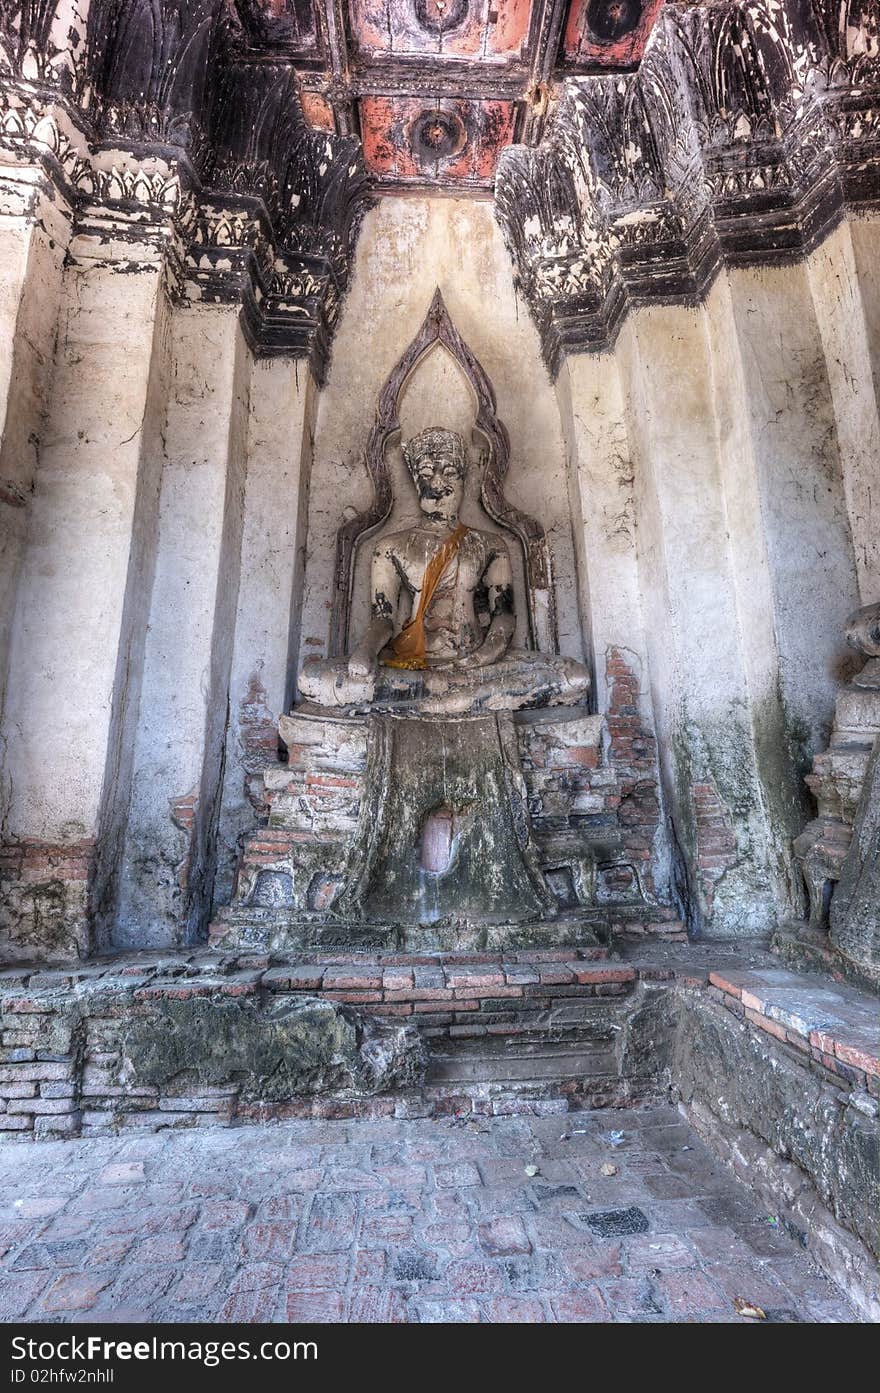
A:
[0, 1104, 860, 1323]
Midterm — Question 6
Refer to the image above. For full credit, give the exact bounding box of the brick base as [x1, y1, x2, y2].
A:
[0, 838, 94, 962]
[0, 946, 875, 1138]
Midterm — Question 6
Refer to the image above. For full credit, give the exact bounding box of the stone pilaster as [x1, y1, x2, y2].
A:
[113, 305, 253, 949]
[555, 353, 670, 907]
[0, 215, 173, 959]
[0, 170, 71, 730]
[807, 217, 880, 605]
[702, 266, 861, 916]
[213, 358, 319, 911]
[618, 303, 784, 936]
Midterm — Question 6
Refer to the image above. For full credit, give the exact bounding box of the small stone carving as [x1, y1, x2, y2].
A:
[794, 602, 880, 946]
[299, 426, 591, 715]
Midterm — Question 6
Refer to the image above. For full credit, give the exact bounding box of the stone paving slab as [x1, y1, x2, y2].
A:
[0, 1105, 859, 1324]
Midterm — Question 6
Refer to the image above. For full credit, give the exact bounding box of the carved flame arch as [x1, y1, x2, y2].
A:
[328, 288, 557, 658]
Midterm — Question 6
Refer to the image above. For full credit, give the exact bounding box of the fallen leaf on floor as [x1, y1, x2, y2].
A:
[733, 1297, 766, 1320]
[524, 1164, 540, 1177]
[600, 1163, 618, 1176]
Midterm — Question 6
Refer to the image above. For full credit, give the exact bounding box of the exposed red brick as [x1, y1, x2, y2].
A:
[604, 648, 662, 902]
[834, 1039, 880, 1077]
[744, 1007, 788, 1044]
[1, 837, 95, 884]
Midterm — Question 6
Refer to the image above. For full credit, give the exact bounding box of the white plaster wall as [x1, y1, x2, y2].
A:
[114, 306, 252, 947]
[298, 197, 585, 677]
[617, 304, 780, 934]
[214, 359, 318, 908]
[556, 353, 648, 717]
[0, 224, 33, 478]
[0, 221, 41, 749]
[186, 321, 252, 941]
[0, 206, 68, 745]
[90, 285, 172, 945]
[720, 260, 861, 756]
[2, 183, 876, 951]
[849, 218, 880, 425]
[807, 219, 880, 604]
[1, 247, 169, 847]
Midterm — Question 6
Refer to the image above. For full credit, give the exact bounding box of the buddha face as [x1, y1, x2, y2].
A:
[403, 428, 466, 524]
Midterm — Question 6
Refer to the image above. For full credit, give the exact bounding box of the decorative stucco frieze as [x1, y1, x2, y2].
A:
[495, 0, 880, 371]
[0, 0, 374, 378]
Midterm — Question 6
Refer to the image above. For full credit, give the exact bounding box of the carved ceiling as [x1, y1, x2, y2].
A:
[2, 0, 876, 376]
[230, 0, 667, 190]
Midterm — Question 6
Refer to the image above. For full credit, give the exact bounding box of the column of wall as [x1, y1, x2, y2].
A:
[806, 219, 880, 604]
[0, 223, 172, 958]
[559, 224, 878, 937]
[714, 261, 862, 743]
[0, 250, 319, 958]
[212, 359, 317, 912]
[0, 175, 70, 742]
[706, 264, 862, 910]
[112, 306, 253, 949]
[615, 305, 784, 935]
[556, 354, 673, 907]
[114, 342, 320, 948]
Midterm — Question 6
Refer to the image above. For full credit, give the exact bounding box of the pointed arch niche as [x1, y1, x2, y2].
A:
[328, 289, 558, 659]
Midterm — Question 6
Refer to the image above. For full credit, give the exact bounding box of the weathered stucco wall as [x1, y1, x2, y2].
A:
[807, 218, 880, 605]
[213, 359, 318, 913]
[0, 183, 70, 736]
[557, 240, 875, 937]
[113, 306, 253, 950]
[0, 187, 878, 953]
[1, 231, 172, 959]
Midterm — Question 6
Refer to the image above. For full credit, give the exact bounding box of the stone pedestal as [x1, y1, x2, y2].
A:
[794, 655, 880, 930]
[792, 606, 880, 982]
[212, 705, 655, 953]
[298, 651, 592, 715]
[829, 735, 880, 981]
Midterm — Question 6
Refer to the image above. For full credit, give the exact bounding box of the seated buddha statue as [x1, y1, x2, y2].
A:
[298, 427, 591, 715]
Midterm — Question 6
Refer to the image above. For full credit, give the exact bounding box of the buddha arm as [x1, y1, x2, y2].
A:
[469, 545, 515, 668]
[347, 544, 401, 678]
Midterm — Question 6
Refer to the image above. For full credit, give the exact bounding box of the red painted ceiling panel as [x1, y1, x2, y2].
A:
[360, 95, 517, 183]
[300, 90, 337, 129]
[349, 0, 533, 62]
[237, 1, 667, 190]
[563, 0, 665, 68]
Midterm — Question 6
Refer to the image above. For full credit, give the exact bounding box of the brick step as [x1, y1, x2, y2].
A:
[409, 996, 626, 1038]
[427, 1038, 620, 1085]
[217, 945, 613, 968]
[330, 967, 637, 1046]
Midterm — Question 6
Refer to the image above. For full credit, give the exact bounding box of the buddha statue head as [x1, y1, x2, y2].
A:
[402, 427, 467, 525]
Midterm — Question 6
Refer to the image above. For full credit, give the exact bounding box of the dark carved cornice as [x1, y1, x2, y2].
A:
[495, 0, 880, 374]
[0, 0, 375, 381]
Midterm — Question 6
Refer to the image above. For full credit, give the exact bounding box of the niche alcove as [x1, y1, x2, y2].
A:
[213, 289, 654, 950]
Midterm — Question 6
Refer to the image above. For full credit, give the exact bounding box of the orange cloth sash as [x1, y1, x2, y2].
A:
[383, 524, 468, 671]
